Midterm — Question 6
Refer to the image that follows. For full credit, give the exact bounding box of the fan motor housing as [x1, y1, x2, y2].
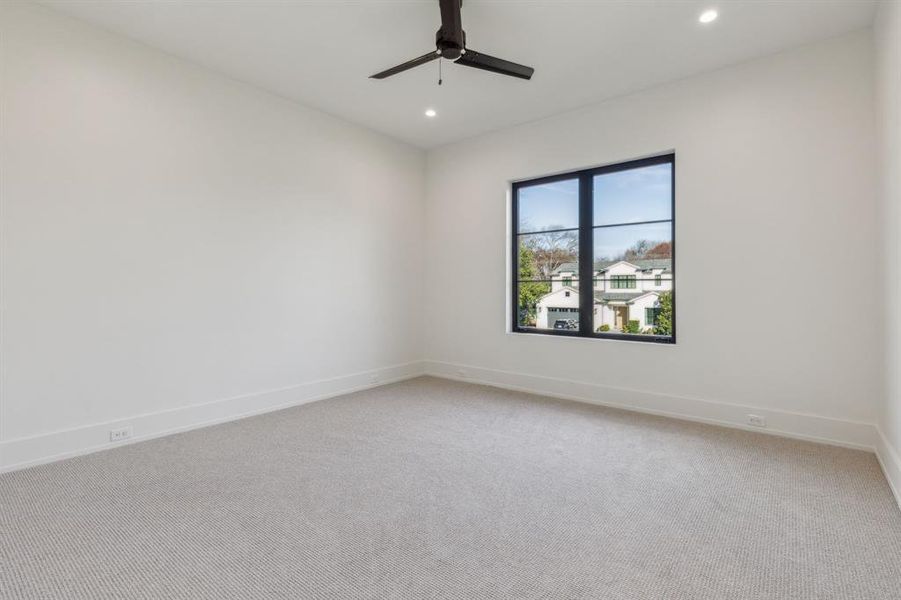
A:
[436, 29, 465, 59]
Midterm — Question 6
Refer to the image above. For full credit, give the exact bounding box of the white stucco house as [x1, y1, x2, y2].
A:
[535, 258, 672, 331]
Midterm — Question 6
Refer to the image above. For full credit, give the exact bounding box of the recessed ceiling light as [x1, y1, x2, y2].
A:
[425, 108, 437, 118]
[699, 9, 718, 24]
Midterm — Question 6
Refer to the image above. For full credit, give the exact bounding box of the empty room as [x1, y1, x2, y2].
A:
[2, 0, 901, 598]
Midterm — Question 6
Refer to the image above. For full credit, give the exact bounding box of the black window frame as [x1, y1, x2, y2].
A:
[511, 153, 676, 344]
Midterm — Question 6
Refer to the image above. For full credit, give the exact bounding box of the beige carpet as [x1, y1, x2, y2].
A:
[1, 377, 900, 599]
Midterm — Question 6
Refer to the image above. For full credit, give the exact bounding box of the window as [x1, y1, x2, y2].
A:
[512, 154, 674, 343]
[611, 275, 636, 289]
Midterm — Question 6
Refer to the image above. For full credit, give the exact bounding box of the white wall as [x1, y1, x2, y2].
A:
[876, 0, 901, 499]
[424, 31, 880, 446]
[0, 2, 425, 469]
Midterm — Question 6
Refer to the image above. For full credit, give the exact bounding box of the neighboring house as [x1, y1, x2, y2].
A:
[536, 259, 672, 331]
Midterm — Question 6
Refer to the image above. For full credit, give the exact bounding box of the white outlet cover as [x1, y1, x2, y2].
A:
[109, 427, 133, 442]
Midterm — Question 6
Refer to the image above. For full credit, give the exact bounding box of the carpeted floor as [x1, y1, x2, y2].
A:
[1, 377, 900, 599]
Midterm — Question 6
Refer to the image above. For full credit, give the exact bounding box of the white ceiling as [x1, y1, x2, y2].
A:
[40, 1, 876, 148]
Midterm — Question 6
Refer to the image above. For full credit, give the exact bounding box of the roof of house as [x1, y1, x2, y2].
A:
[537, 287, 660, 305]
[553, 258, 671, 274]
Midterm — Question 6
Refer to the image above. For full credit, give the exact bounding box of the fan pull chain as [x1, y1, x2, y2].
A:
[438, 58, 442, 86]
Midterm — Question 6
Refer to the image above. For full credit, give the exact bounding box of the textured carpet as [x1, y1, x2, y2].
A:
[1, 377, 900, 599]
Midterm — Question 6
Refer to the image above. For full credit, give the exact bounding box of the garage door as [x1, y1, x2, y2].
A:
[547, 307, 579, 329]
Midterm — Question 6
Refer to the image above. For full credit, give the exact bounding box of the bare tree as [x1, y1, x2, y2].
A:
[521, 228, 578, 279]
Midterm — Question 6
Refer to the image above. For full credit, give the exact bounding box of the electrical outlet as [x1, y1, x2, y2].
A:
[747, 414, 766, 428]
[109, 427, 133, 442]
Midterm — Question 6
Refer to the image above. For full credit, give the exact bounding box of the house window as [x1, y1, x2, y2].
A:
[611, 275, 636, 289]
[512, 154, 675, 343]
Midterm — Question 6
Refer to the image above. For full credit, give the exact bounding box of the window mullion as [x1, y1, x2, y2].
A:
[578, 173, 593, 337]
[511, 183, 520, 332]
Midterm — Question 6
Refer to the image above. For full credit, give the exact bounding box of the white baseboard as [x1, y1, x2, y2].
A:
[423, 360, 878, 451]
[875, 428, 901, 511]
[6, 357, 897, 513]
[0, 361, 425, 473]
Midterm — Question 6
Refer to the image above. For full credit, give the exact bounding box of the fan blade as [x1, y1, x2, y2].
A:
[370, 51, 439, 79]
[438, 0, 463, 44]
[454, 50, 534, 80]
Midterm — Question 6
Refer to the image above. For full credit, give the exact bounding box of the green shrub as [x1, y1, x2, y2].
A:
[598, 324, 611, 332]
[653, 292, 673, 336]
[625, 320, 641, 334]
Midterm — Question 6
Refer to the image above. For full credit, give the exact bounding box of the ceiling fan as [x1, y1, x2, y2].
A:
[370, 0, 534, 81]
